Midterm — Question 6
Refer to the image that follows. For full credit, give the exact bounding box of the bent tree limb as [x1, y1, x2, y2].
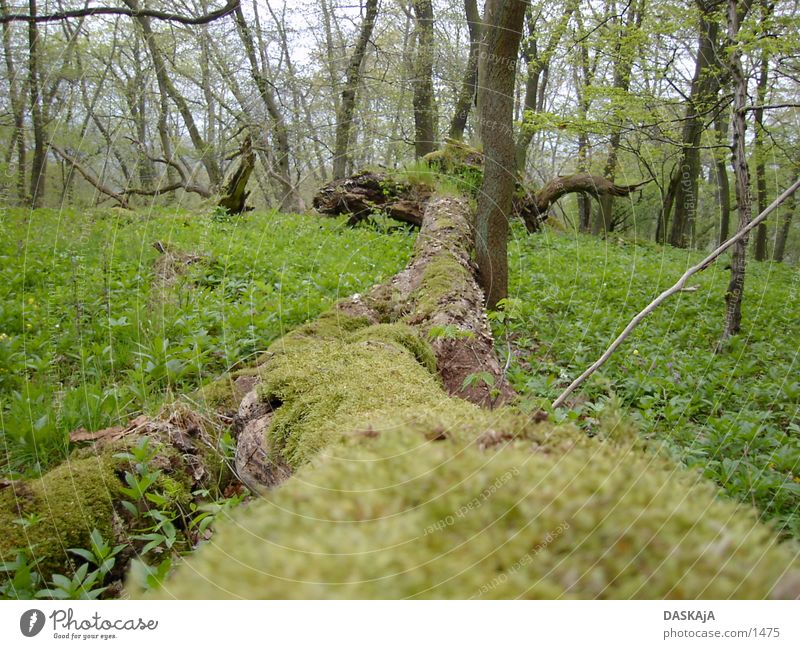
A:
[142, 191, 800, 599]
[48, 143, 130, 209]
[552, 177, 800, 410]
[313, 164, 650, 234]
[0, 0, 240, 25]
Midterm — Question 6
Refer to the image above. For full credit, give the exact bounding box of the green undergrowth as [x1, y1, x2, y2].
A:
[0, 206, 413, 475]
[502, 226, 800, 537]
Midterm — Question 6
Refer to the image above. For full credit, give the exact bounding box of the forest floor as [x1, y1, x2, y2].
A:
[1, 206, 798, 540]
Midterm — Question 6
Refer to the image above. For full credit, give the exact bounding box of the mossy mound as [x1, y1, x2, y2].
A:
[147, 419, 800, 598]
[0, 457, 120, 578]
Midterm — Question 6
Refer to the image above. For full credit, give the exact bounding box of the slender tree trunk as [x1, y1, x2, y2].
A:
[1, 0, 27, 204]
[715, 114, 731, 243]
[332, 0, 378, 180]
[28, 0, 47, 208]
[514, 0, 577, 176]
[124, 0, 221, 188]
[772, 191, 794, 262]
[411, 0, 437, 158]
[475, 0, 528, 309]
[753, 27, 770, 260]
[448, 0, 481, 141]
[233, 5, 303, 212]
[722, 0, 754, 341]
[593, 0, 643, 236]
[667, 5, 721, 248]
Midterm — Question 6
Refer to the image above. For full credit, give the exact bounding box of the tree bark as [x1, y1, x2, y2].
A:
[448, 0, 481, 141]
[593, 0, 643, 236]
[475, 0, 528, 309]
[715, 114, 732, 243]
[667, 3, 722, 248]
[331, 0, 378, 180]
[411, 0, 437, 158]
[217, 136, 255, 214]
[27, 0, 47, 208]
[753, 12, 770, 261]
[722, 0, 754, 341]
[772, 190, 795, 262]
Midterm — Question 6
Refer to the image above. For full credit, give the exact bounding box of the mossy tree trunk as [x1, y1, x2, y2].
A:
[217, 135, 255, 214]
[148, 193, 799, 599]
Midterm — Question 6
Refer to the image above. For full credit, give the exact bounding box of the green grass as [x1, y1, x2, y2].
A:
[0, 206, 413, 475]
[501, 224, 800, 537]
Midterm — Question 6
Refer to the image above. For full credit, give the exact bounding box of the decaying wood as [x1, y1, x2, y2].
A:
[313, 171, 432, 226]
[217, 135, 255, 214]
[552, 177, 800, 409]
[313, 158, 650, 233]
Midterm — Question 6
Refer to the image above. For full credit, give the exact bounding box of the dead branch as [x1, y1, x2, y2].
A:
[0, 0, 239, 25]
[552, 177, 800, 409]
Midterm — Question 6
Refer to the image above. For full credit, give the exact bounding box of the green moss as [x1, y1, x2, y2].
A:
[409, 255, 472, 321]
[147, 420, 800, 599]
[0, 457, 120, 578]
[259, 337, 447, 468]
[348, 324, 438, 374]
[197, 375, 240, 410]
[270, 310, 372, 354]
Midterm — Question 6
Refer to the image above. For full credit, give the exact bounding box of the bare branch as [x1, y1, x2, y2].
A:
[0, 0, 239, 25]
[551, 177, 800, 410]
[49, 142, 130, 209]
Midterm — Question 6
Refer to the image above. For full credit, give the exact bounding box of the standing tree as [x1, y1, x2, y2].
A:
[411, 0, 437, 158]
[332, 0, 378, 179]
[722, 0, 754, 340]
[475, 0, 529, 308]
[448, 0, 481, 141]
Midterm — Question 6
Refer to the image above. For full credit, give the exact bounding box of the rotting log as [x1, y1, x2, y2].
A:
[0, 405, 234, 586]
[217, 135, 255, 214]
[313, 144, 650, 233]
[143, 194, 800, 599]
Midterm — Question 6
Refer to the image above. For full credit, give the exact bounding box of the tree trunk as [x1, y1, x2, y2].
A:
[233, 5, 304, 212]
[28, 0, 47, 208]
[715, 114, 731, 243]
[411, 0, 437, 158]
[722, 0, 754, 341]
[593, 0, 643, 236]
[772, 190, 795, 262]
[332, 0, 378, 180]
[753, 20, 770, 261]
[448, 0, 481, 141]
[1, 0, 27, 204]
[124, 0, 221, 189]
[514, 0, 577, 176]
[667, 5, 722, 248]
[475, 0, 528, 309]
[217, 136, 255, 214]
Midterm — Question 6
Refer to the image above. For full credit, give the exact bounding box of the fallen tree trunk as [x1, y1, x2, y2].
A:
[313, 144, 650, 233]
[144, 195, 798, 599]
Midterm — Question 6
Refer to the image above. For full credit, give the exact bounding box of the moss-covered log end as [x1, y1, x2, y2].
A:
[146, 416, 800, 598]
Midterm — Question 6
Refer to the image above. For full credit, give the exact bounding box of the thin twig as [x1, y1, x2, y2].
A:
[551, 177, 800, 410]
